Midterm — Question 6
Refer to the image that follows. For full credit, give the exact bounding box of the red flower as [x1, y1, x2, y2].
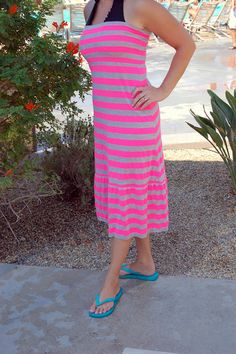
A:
[72, 46, 79, 55]
[66, 42, 79, 55]
[24, 101, 37, 111]
[8, 4, 18, 15]
[5, 169, 13, 177]
[52, 21, 59, 28]
[60, 21, 68, 28]
[66, 42, 74, 52]
[79, 55, 84, 64]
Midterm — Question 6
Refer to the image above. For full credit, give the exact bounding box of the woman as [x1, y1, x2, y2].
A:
[79, 0, 196, 318]
[229, 0, 236, 49]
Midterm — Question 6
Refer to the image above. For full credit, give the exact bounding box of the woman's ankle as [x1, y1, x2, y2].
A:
[136, 257, 155, 267]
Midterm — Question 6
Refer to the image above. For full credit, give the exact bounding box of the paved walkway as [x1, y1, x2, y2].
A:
[1, 262, 236, 354]
[147, 37, 235, 147]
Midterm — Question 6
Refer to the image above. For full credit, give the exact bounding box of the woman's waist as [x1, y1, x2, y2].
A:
[91, 73, 149, 87]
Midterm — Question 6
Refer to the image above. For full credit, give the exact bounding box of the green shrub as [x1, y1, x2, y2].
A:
[0, 0, 91, 175]
[187, 89, 236, 194]
[0, 0, 92, 238]
[41, 115, 95, 206]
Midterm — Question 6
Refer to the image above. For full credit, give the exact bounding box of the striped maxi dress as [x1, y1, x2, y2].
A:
[79, 6, 169, 240]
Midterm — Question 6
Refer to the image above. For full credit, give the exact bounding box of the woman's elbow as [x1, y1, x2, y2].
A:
[179, 36, 196, 55]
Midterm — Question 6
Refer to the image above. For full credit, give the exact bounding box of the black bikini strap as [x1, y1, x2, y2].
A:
[105, 0, 125, 23]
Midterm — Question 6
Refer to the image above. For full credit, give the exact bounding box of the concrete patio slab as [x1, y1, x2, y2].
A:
[0, 262, 236, 354]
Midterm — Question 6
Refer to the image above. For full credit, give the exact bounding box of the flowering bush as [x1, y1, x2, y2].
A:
[0, 0, 92, 238]
[0, 0, 91, 180]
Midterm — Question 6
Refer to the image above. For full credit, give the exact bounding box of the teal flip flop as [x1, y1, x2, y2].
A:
[119, 263, 159, 281]
[88, 287, 124, 318]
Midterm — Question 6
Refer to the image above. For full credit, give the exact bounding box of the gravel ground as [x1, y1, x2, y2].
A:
[0, 148, 235, 280]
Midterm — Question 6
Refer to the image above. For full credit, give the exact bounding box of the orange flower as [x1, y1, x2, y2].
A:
[24, 101, 37, 111]
[8, 4, 18, 15]
[66, 42, 79, 55]
[5, 169, 13, 177]
[60, 21, 68, 28]
[52, 21, 59, 28]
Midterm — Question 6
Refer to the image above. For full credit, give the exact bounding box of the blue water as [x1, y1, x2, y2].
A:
[63, 9, 70, 22]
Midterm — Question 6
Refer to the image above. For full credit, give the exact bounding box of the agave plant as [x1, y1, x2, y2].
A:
[186, 89, 236, 194]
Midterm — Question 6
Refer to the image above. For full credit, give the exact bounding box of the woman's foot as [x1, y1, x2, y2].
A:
[89, 279, 120, 315]
[119, 260, 156, 276]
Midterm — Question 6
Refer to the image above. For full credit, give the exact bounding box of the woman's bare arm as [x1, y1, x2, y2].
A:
[132, 0, 196, 108]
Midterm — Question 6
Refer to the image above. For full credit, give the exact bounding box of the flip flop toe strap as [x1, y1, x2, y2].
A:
[95, 293, 116, 306]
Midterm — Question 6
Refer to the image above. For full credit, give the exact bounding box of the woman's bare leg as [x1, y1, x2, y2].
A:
[89, 236, 133, 314]
[119, 232, 156, 276]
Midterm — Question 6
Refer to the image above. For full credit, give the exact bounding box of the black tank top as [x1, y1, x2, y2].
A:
[86, 0, 125, 26]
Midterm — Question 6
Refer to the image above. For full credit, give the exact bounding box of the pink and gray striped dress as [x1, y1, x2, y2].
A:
[79, 0, 169, 240]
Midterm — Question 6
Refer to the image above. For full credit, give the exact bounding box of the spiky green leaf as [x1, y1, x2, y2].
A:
[186, 122, 208, 139]
[225, 91, 236, 130]
[210, 111, 227, 137]
[208, 90, 234, 128]
[190, 109, 216, 129]
[205, 125, 223, 148]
